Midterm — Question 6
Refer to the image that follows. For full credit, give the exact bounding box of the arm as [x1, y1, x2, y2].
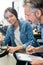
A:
[0, 28, 11, 46]
[31, 58, 43, 65]
[23, 22, 40, 48]
[4, 29, 11, 45]
[35, 46, 43, 53]
[7, 45, 24, 53]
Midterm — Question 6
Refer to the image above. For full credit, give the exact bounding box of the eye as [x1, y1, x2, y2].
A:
[5, 17, 9, 20]
[5, 15, 13, 20]
[10, 15, 13, 18]
[25, 13, 29, 16]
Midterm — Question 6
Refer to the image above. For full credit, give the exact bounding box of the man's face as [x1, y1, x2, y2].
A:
[24, 5, 37, 23]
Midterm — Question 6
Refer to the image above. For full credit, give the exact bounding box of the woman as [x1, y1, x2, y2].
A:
[0, 7, 39, 65]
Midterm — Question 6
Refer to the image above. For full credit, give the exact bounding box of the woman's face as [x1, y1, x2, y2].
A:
[4, 11, 17, 25]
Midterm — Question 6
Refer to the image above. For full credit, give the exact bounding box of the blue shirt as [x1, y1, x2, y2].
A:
[4, 20, 40, 47]
[40, 24, 43, 39]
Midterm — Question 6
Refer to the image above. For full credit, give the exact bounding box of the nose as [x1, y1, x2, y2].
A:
[8, 17, 11, 22]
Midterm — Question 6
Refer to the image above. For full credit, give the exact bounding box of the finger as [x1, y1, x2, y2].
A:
[7, 47, 11, 51]
[26, 47, 33, 52]
[26, 48, 34, 54]
[27, 45, 32, 49]
[26, 45, 31, 51]
[7, 48, 12, 53]
[26, 51, 33, 54]
[26, 46, 30, 50]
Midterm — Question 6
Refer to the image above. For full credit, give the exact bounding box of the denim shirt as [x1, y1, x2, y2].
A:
[40, 24, 43, 39]
[4, 20, 40, 48]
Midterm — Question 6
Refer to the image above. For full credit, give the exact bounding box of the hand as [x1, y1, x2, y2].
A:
[26, 45, 36, 54]
[0, 33, 3, 44]
[7, 46, 17, 53]
[30, 59, 43, 65]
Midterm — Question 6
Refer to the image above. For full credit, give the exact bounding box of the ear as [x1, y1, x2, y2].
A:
[35, 9, 42, 18]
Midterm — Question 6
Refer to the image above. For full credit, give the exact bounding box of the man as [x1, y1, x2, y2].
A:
[24, 2, 40, 33]
[24, 0, 43, 65]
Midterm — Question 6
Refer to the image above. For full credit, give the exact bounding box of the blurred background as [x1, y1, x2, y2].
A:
[0, 0, 25, 26]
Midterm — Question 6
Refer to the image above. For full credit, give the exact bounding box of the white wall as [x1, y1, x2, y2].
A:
[0, 0, 25, 26]
[0, 0, 13, 26]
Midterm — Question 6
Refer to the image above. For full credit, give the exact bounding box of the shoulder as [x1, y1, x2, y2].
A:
[23, 20, 32, 28]
[19, 20, 32, 31]
[6, 25, 13, 33]
[19, 20, 31, 26]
